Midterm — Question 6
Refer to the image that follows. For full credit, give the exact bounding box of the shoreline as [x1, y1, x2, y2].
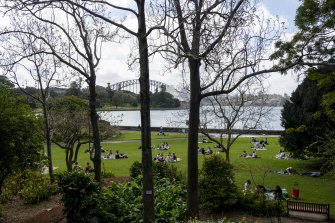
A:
[119, 126, 283, 136]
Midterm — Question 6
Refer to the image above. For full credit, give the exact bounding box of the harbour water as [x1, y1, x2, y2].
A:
[100, 106, 283, 130]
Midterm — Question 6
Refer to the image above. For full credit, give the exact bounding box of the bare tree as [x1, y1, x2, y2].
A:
[1, 0, 156, 221]
[147, 0, 300, 217]
[0, 19, 62, 182]
[200, 79, 272, 162]
[0, 0, 119, 182]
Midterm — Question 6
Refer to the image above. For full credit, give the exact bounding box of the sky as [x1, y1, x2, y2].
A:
[94, 0, 303, 96]
[0, 0, 303, 96]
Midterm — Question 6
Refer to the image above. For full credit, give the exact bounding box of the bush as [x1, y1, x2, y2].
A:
[18, 170, 56, 204]
[130, 161, 185, 183]
[199, 155, 238, 211]
[129, 161, 142, 179]
[57, 171, 115, 223]
[154, 178, 187, 222]
[105, 177, 143, 222]
[238, 193, 285, 216]
[105, 176, 186, 223]
[153, 162, 185, 183]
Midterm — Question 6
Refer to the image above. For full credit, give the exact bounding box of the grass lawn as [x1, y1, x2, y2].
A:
[51, 131, 335, 215]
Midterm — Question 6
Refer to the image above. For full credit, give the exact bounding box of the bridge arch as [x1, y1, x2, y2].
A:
[108, 79, 168, 94]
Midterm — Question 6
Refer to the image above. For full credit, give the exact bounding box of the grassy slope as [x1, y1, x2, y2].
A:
[51, 131, 335, 215]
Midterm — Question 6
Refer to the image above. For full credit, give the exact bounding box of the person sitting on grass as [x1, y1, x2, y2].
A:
[73, 162, 82, 171]
[205, 147, 213, 155]
[115, 150, 128, 159]
[240, 150, 247, 158]
[251, 151, 258, 158]
[172, 152, 178, 162]
[85, 162, 93, 173]
[271, 185, 283, 201]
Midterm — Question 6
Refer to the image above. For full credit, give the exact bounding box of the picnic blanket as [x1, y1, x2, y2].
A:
[300, 172, 321, 177]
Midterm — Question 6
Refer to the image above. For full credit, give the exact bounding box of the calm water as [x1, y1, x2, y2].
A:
[100, 106, 283, 130]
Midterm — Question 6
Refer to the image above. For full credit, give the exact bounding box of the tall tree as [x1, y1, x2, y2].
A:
[0, 87, 44, 194]
[45, 1, 157, 220]
[2, 0, 158, 221]
[151, 0, 295, 216]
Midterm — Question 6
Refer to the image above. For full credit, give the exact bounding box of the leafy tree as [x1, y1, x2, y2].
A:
[151, 91, 180, 108]
[0, 87, 44, 194]
[271, 0, 335, 69]
[49, 96, 90, 172]
[65, 81, 82, 98]
[276, 0, 335, 161]
[280, 71, 335, 157]
[0, 75, 14, 88]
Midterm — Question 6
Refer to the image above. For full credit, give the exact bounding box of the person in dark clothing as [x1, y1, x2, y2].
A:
[272, 185, 283, 200]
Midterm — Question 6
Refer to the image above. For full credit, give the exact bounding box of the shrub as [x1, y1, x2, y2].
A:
[129, 161, 142, 179]
[105, 176, 186, 222]
[105, 178, 143, 222]
[19, 170, 56, 204]
[238, 193, 285, 217]
[57, 171, 115, 223]
[153, 162, 185, 183]
[154, 177, 187, 222]
[130, 161, 185, 183]
[199, 155, 238, 211]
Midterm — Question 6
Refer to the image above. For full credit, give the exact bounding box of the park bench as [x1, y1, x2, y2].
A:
[287, 200, 330, 220]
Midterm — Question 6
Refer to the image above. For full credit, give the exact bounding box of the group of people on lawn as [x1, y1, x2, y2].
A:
[198, 146, 214, 155]
[153, 152, 178, 162]
[251, 137, 268, 150]
[244, 180, 283, 200]
[103, 150, 128, 159]
[152, 142, 170, 150]
[240, 150, 258, 158]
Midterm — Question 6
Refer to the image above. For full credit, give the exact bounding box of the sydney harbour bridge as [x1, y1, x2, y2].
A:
[108, 79, 177, 96]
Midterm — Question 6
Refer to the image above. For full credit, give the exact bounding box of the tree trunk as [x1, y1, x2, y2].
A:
[137, 0, 154, 222]
[88, 74, 102, 182]
[42, 103, 54, 182]
[187, 58, 201, 218]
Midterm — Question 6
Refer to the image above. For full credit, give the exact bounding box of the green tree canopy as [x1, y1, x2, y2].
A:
[280, 69, 335, 157]
[151, 91, 180, 108]
[0, 87, 44, 194]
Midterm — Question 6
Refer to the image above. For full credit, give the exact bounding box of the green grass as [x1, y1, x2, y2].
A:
[50, 131, 335, 215]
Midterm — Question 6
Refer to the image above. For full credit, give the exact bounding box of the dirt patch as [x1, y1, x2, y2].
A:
[2, 194, 65, 223]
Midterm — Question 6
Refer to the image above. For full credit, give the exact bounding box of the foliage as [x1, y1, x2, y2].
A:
[238, 193, 284, 217]
[0, 87, 44, 194]
[57, 170, 186, 223]
[48, 96, 89, 171]
[105, 176, 186, 223]
[151, 90, 180, 108]
[57, 171, 111, 223]
[271, 0, 335, 69]
[111, 90, 138, 108]
[130, 161, 185, 183]
[19, 170, 57, 204]
[154, 177, 186, 222]
[130, 161, 142, 179]
[199, 155, 238, 211]
[279, 73, 335, 157]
